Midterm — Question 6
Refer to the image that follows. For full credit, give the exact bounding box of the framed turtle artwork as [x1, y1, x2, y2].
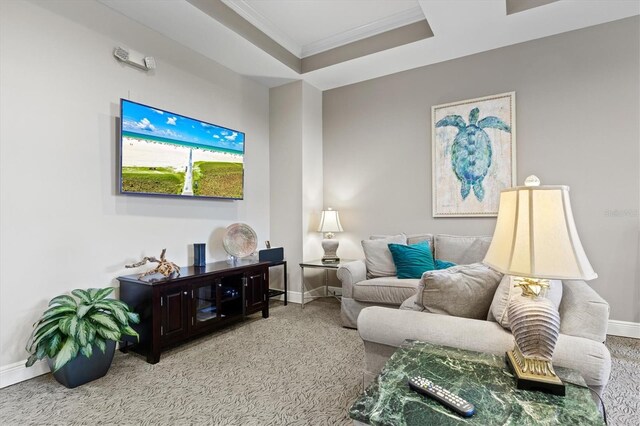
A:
[431, 92, 516, 217]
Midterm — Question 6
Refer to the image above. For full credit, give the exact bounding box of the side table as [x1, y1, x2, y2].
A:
[267, 260, 288, 306]
[299, 259, 354, 309]
[349, 340, 604, 425]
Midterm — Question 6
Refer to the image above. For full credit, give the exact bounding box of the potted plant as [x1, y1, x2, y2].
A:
[26, 287, 139, 388]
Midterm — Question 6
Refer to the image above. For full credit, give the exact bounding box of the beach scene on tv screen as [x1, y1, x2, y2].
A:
[121, 100, 244, 199]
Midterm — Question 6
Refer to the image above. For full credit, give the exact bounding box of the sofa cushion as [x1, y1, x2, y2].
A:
[434, 234, 492, 265]
[362, 234, 407, 278]
[406, 234, 434, 252]
[388, 241, 435, 279]
[371, 233, 434, 257]
[418, 263, 503, 319]
[489, 275, 563, 329]
[352, 277, 420, 305]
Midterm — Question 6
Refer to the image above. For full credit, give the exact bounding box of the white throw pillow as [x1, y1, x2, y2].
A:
[489, 275, 563, 329]
[361, 234, 407, 278]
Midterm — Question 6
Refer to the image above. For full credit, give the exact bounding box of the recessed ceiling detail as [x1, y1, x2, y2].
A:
[190, 0, 433, 74]
[221, 0, 426, 58]
[506, 0, 561, 15]
[98, 0, 640, 90]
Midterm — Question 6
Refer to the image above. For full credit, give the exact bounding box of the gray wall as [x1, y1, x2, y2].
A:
[323, 17, 639, 323]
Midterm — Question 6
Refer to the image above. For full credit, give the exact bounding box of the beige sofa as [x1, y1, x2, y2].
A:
[337, 233, 490, 328]
[337, 233, 611, 396]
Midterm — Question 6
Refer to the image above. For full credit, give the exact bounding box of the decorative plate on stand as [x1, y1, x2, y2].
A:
[222, 223, 258, 258]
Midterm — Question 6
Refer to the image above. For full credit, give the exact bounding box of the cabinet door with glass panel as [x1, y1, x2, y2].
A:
[191, 278, 221, 329]
[218, 273, 244, 318]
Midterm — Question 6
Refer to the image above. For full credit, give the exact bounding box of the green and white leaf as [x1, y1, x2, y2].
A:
[94, 301, 128, 324]
[71, 289, 93, 304]
[28, 323, 60, 352]
[39, 305, 76, 322]
[68, 316, 80, 339]
[25, 354, 39, 368]
[76, 320, 90, 347]
[48, 295, 77, 308]
[95, 337, 107, 354]
[76, 303, 93, 319]
[93, 287, 115, 301]
[27, 317, 62, 351]
[53, 338, 79, 372]
[120, 325, 139, 341]
[80, 344, 93, 358]
[58, 316, 74, 335]
[35, 342, 47, 361]
[90, 313, 120, 331]
[127, 312, 140, 324]
[46, 332, 63, 358]
[96, 327, 120, 342]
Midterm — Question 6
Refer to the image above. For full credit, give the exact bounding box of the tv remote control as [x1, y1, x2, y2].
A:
[408, 376, 476, 417]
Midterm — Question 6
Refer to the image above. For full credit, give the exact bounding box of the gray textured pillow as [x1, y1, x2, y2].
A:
[418, 263, 503, 319]
[434, 234, 492, 265]
[400, 294, 425, 312]
[489, 275, 563, 329]
[361, 234, 407, 278]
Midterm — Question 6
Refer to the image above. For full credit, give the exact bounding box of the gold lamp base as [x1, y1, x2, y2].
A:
[506, 347, 565, 396]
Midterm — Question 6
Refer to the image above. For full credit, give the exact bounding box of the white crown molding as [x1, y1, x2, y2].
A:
[221, 0, 303, 57]
[221, 1, 426, 59]
[608, 320, 640, 339]
[301, 6, 426, 57]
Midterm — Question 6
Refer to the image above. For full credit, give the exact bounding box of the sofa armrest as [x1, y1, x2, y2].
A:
[358, 306, 611, 390]
[559, 280, 609, 343]
[337, 260, 367, 299]
[358, 306, 514, 353]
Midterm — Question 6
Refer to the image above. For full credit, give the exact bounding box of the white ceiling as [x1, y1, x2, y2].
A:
[99, 0, 639, 91]
[222, 0, 423, 57]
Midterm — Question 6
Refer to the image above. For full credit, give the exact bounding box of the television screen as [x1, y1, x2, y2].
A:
[119, 99, 245, 199]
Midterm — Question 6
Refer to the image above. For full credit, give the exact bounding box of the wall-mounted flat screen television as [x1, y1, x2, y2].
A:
[119, 99, 245, 200]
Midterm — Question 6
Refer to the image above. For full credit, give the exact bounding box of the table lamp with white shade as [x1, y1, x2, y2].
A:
[483, 175, 597, 395]
[318, 208, 343, 263]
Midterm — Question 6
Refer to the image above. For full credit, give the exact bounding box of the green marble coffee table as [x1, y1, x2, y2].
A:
[349, 340, 604, 425]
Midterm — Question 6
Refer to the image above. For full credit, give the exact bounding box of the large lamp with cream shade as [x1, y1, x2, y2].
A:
[484, 175, 597, 395]
[318, 208, 343, 263]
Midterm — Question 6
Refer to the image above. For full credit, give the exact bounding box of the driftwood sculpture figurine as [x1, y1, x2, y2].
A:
[126, 249, 181, 280]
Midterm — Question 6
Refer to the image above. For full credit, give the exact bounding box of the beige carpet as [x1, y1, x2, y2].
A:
[604, 335, 640, 425]
[0, 299, 637, 425]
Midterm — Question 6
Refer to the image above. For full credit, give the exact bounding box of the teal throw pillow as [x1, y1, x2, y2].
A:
[435, 259, 457, 270]
[388, 241, 436, 279]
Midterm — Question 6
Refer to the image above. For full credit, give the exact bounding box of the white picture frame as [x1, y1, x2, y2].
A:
[432, 92, 516, 217]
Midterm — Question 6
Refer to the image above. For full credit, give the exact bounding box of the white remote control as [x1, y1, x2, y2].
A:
[408, 376, 476, 417]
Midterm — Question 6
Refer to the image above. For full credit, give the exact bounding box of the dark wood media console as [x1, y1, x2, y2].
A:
[118, 260, 270, 364]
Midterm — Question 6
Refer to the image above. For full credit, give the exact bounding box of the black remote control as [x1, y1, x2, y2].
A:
[408, 376, 476, 417]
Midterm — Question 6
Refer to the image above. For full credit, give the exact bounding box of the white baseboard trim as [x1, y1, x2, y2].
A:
[607, 320, 640, 338]
[269, 287, 342, 305]
[0, 359, 50, 389]
[1, 342, 127, 389]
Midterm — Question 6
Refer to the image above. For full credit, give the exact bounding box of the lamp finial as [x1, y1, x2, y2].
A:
[524, 175, 540, 187]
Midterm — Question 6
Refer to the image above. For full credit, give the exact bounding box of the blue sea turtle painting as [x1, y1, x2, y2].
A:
[436, 107, 511, 201]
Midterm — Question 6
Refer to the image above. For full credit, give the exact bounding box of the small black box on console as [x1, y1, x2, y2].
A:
[259, 247, 284, 263]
